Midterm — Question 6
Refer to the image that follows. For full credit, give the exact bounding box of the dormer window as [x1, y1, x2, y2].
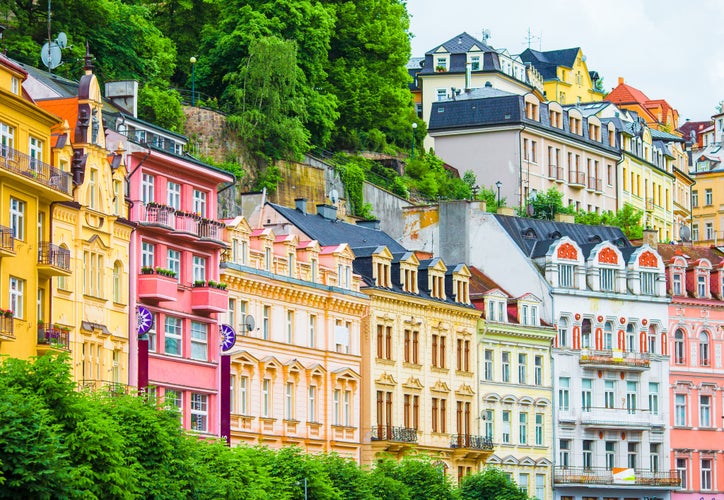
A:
[470, 55, 480, 71]
[600, 267, 616, 292]
[11, 76, 18, 95]
[454, 277, 469, 304]
[435, 57, 448, 71]
[430, 273, 445, 299]
[525, 101, 539, 121]
[559, 263, 575, 288]
[487, 299, 505, 322]
[640, 271, 656, 295]
[402, 267, 418, 294]
[375, 261, 391, 288]
[520, 303, 538, 326]
[673, 272, 683, 295]
[569, 116, 582, 135]
[264, 247, 272, 271]
[697, 275, 708, 298]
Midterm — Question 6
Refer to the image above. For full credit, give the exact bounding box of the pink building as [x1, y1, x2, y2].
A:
[659, 243, 724, 499]
[120, 125, 234, 436]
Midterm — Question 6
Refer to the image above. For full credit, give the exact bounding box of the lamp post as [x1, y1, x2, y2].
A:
[495, 180, 502, 208]
[411, 122, 418, 159]
[190, 56, 197, 106]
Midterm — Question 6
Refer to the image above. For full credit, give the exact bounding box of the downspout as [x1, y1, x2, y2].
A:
[519, 124, 527, 211]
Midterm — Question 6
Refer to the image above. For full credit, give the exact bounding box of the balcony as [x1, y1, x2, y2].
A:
[450, 434, 494, 451]
[568, 169, 586, 188]
[579, 349, 650, 370]
[577, 406, 665, 430]
[37, 324, 70, 350]
[198, 218, 226, 247]
[138, 271, 178, 303]
[548, 165, 564, 182]
[554, 467, 680, 488]
[37, 242, 71, 278]
[370, 425, 418, 444]
[174, 211, 201, 238]
[0, 314, 14, 340]
[0, 225, 15, 257]
[0, 145, 72, 197]
[136, 203, 176, 232]
[190, 282, 227, 314]
[587, 177, 602, 192]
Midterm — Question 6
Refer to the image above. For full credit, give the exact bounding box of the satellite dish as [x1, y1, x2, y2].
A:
[245, 315, 256, 333]
[329, 189, 339, 205]
[680, 224, 691, 242]
[56, 32, 67, 49]
[40, 42, 62, 70]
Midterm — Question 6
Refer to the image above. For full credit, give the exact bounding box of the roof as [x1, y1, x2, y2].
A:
[605, 77, 651, 105]
[519, 47, 581, 80]
[268, 203, 407, 253]
[650, 128, 685, 142]
[657, 243, 723, 266]
[492, 214, 631, 259]
[425, 32, 492, 56]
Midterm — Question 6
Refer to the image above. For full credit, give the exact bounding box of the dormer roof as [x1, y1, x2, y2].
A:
[425, 32, 493, 56]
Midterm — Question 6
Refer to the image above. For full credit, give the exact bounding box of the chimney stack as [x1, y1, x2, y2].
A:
[643, 228, 658, 249]
[295, 198, 308, 214]
[316, 203, 338, 220]
[617, 76, 624, 85]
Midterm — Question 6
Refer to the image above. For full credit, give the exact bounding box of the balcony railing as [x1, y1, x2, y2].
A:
[450, 434, 494, 450]
[37, 324, 70, 349]
[140, 203, 176, 228]
[554, 466, 680, 488]
[198, 218, 224, 242]
[37, 242, 71, 275]
[548, 165, 564, 181]
[370, 425, 418, 443]
[576, 406, 666, 429]
[0, 225, 15, 255]
[0, 314, 13, 337]
[579, 349, 650, 368]
[587, 177, 602, 192]
[175, 211, 200, 235]
[569, 169, 586, 187]
[0, 145, 72, 195]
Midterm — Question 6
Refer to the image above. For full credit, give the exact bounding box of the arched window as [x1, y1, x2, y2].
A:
[604, 321, 614, 350]
[581, 319, 592, 349]
[626, 323, 636, 352]
[674, 329, 686, 364]
[558, 318, 569, 348]
[700, 331, 710, 367]
[113, 261, 123, 303]
[57, 244, 70, 291]
[648, 325, 657, 354]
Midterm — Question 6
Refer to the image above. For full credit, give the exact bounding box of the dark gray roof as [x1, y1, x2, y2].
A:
[425, 32, 492, 56]
[520, 48, 581, 81]
[650, 128, 685, 143]
[492, 214, 631, 259]
[268, 203, 407, 253]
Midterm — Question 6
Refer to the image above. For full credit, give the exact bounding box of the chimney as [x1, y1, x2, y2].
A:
[295, 198, 308, 214]
[465, 62, 472, 90]
[316, 203, 338, 220]
[356, 219, 380, 230]
[643, 228, 658, 249]
[105, 80, 139, 117]
[554, 213, 575, 224]
[617, 76, 624, 85]
[497, 207, 516, 216]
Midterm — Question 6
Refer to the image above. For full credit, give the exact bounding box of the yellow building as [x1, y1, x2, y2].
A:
[470, 268, 556, 500]
[618, 118, 675, 241]
[37, 54, 131, 389]
[520, 47, 605, 105]
[222, 217, 369, 460]
[0, 55, 73, 359]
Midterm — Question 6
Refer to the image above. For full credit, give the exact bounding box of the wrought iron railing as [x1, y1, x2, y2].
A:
[0, 225, 14, 253]
[450, 434, 494, 450]
[569, 169, 586, 186]
[0, 145, 72, 195]
[579, 349, 650, 367]
[554, 466, 680, 487]
[38, 242, 71, 271]
[37, 324, 70, 349]
[370, 425, 418, 443]
[142, 204, 176, 227]
[198, 218, 224, 241]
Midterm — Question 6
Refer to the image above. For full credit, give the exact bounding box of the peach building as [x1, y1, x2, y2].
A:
[659, 243, 724, 499]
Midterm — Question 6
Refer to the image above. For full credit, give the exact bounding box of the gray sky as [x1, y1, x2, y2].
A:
[408, 0, 724, 122]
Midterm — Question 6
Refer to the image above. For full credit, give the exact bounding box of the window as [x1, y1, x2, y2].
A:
[112, 261, 122, 303]
[192, 256, 206, 283]
[627, 442, 638, 469]
[643, 382, 658, 417]
[262, 306, 270, 340]
[262, 379, 271, 417]
[343, 390, 351, 426]
[0, 121, 14, 156]
[431, 397, 446, 433]
[436, 88, 447, 102]
[333, 389, 340, 425]
[581, 378, 592, 411]
[484, 409, 493, 439]
[700, 331, 710, 366]
[693, 223, 699, 241]
[519, 412, 528, 444]
[640, 271, 656, 295]
[650, 443, 660, 472]
[456, 338, 470, 371]
[558, 318, 569, 347]
[286, 311, 294, 344]
[308, 385, 317, 422]
[702, 458, 712, 490]
[535, 474, 545, 500]
[698, 275, 707, 297]
[165, 389, 182, 419]
[167, 181, 181, 209]
[470, 55, 480, 70]
[705, 188, 713, 205]
[600, 267, 615, 292]
[88, 169, 97, 209]
[581, 319, 591, 349]
[675, 394, 687, 426]
[404, 329, 419, 364]
[605, 441, 616, 469]
[677, 458, 688, 490]
[518, 473, 528, 495]
[309, 315, 317, 347]
[518, 353, 527, 384]
[164, 316, 182, 356]
[286, 383, 295, 420]
[484, 349, 493, 380]
[141, 173, 155, 203]
[604, 380, 615, 409]
[190, 322, 208, 361]
[501, 351, 510, 382]
[705, 223, 714, 241]
[692, 190, 699, 207]
[700, 395, 712, 427]
[9, 197, 24, 240]
[432, 333, 446, 368]
[167, 249, 180, 281]
[558, 377, 570, 411]
[534, 356, 542, 385]
[559, 439, 570, 467]
[83, 251, 104, 297]
[674, 329, 685, 364]
[672, 273, 682, 295]
[626, 381, 637, 414]
[403, 394, 419, 430]
[535, 413, 543, 445]
[240, 376, 248, 414]
[190, 393, 208, 432]
[603, 321, 613, 350]
[435, 57, 447, 71]
[559, 264, 574, 288]
[502, 410, 511, 443]
[626, 323, 636, 352]
[141, 242, 155, 268]
[193, 189, 207, 217]
[583, 440, 593, 469]
[9, 277, 24, 319]
[147, 313, 157, 352]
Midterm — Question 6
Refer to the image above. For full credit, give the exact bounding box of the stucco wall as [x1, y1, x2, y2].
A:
[362, 181, 414, 240]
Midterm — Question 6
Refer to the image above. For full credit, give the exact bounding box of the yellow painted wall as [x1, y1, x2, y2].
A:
[544, 50, 604, 105]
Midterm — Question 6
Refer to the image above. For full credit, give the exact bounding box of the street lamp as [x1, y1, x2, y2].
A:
[190, 56, 197, 106]
[495, 180, 502, 208]
[411, 122, 418, 159]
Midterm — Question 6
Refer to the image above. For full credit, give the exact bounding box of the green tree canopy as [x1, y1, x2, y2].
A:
[460, 467, 529, 500]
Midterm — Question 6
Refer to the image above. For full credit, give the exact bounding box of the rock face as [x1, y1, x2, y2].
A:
[183, 105, 244, 166]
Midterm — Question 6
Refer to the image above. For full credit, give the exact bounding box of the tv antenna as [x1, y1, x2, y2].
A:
[40, 0, 66, 71]
[524, 28, 541, 50]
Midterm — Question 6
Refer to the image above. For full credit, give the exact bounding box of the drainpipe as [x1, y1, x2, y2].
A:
[519, 124, 527, 211]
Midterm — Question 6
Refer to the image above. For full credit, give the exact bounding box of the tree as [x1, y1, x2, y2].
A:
[460, 467, 529, 500]
[526, 187, 574, 220]
[574, 203, 644, 240]
[370, 456, 459, 500]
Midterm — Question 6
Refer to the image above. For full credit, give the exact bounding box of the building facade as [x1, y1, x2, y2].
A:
[221, 218, 368, 459]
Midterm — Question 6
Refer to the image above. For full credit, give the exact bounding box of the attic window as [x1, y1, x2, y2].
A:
[614, 237, 627, 248]
[588, 235, 602, 244]
[522, 228, 537, 239]
[548, 231, 562, 240]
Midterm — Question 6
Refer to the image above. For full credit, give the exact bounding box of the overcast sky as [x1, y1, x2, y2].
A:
[408, 0, 724, 123]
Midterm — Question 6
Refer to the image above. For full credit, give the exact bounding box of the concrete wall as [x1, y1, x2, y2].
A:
[362, 181, 414, 240]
